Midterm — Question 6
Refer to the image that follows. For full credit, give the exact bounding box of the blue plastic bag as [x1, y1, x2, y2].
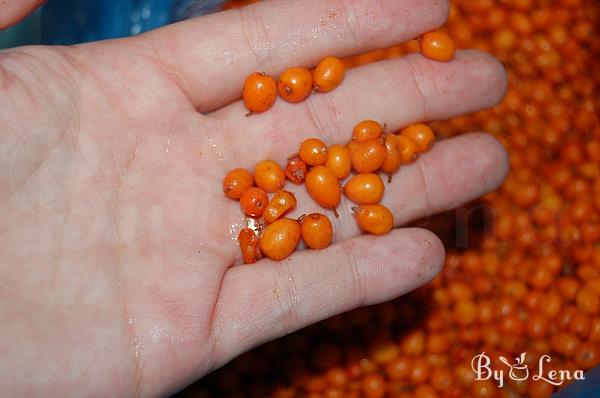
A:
[0, 0, 226, 48]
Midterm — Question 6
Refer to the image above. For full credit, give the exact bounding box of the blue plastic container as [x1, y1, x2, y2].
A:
[0, 0, 226, 48]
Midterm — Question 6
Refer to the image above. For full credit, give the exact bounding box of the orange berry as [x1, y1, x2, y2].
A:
[350, 139, 386, 173]
[380, 134, 402, 177]
[426, 333, 450, 354]
[223, 168, 254, 199]
[400, 123, 435, 152]
[362, 374, 385, 398]
[254, 160, 286, 192]
[526, 314, 549, 338]
[300, 213, 333, 250]
[353, 120, 383, 142]
[285, 157, 307, 184]
[259, 218, 301, 261]
[396, 135, 420, 164]
[470, 379, 496, 398]
[401, 330, 425, 356]
[344, 173, 385, 204]
[415, 385, 439, 398]
[385, 356, 411, 380]
[278, 67, 313, 103]
[243, 72, 277, 113]
[299, 138, 328, 166]
[238, 228, 260, 264]
[574, 342, 599, 369]
[420, 31, 456, 62]
[430, 367, 453, 392]
[576, 288, 599, 314]
[325, 367, 347, 388]
[264, 190, 297, 223]
[353, 204, 394, 235]
[306, 166, 342, 213]
[453, 300, 477, 326]
[313, 56, 345, 93]
[528, 379, 554, 398]
[550, 332, 579, 357]
[325, 144, 352, 180]
[240, 187, 269, 217]
[409, 358, 431, 384]
[370, 341, 399, 364]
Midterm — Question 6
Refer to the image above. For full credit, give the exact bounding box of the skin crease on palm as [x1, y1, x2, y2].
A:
[0, 0, 509, 397]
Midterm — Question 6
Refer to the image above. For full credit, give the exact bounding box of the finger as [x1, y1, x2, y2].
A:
[379, 132, 508, 228]
[222, 132, 507, 262]
[143, 0, 450, 111]
[214, 50, 507, 166]
[0, 0, 45, 29]
[210, 227, 444, 365]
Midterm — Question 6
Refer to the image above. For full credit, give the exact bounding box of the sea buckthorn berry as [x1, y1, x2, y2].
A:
[361, 374, 386, 398]
[300, 213, 333, 250]
[350, 139, 386, 173]
[396, 135, 420, 164]
[325, 144, 352, 180]
[238, 228, 260, 264]
[352, 120, 383, 142]
[223, 168, 254, 199]
[313, 56, 345, 93]
[264, 190, 297, 223]
[385, 356, 411, 380]
[470, 379, 496, 398]
[353, 204, 394, 236]
[370, 341, 399, 364]
[254, 160, 286, 192]
[278, 67, 313, 103]
[409, 358, 431, 384]
[240, 187, 269, 217]
[431, 367, 453, 392]
[528, 379, 554, 398]
[344, 173, 385, 204]
[574, 342, 599, 369]
[306, 166, 342, 214]
[420, 31, 456, 62]
[415, 385, 439, 398]
[381, 134, 402, 179]
[325, 367, 347, 388]
[400, 123, 436, 152]
[401, 330, 425, 356]
[576, 288, 599, 314]
[243, 72, 277, 113]
[285, 157, 307, 184]
[299, 138, 328, 166]
[259, 218, 301, 261]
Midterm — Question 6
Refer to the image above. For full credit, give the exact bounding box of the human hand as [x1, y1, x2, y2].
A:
[0, 0, 508, 396]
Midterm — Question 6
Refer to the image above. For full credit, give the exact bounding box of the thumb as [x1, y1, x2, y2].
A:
[209, 228, 445, 368]
[0, 0, 46, 30]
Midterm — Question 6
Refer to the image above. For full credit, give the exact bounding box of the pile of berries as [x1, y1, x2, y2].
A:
[223, 120, 437, 263]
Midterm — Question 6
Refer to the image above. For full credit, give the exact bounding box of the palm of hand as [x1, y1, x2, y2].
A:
[1, 1, 509, 397]
[2, 41, 239, 396]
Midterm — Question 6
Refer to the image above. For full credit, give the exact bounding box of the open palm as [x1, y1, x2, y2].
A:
[0, 0, 508, 396]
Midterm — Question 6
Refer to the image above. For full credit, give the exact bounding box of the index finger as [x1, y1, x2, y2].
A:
[143, 0, 450, 112]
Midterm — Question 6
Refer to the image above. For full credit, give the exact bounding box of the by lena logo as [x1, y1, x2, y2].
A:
[471, 352, 585, 388]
